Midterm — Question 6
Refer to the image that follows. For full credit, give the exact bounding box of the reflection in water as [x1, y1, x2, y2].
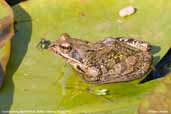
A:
[58, 64, 73, 96]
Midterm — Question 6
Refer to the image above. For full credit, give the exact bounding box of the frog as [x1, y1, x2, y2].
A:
[38, 33, 153, 84]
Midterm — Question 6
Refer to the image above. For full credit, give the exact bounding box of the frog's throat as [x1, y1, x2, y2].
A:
[56, 51, 88, 74]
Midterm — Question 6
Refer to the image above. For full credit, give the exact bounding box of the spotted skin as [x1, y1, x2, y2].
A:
[41, 33, 153, 84]
[102, 37, 151, 51]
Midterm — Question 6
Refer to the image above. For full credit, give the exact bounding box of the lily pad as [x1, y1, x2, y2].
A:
[139, 73, 171, 114]
[1, 0, 171, 114]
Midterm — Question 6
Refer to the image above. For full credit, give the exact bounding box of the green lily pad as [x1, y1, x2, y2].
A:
[139, 73, 171, 114]
[1, 0, 171, 114]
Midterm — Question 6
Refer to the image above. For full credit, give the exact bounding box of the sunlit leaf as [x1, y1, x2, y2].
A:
[139, 73, 171, 114]
[1, 0, 171, 114]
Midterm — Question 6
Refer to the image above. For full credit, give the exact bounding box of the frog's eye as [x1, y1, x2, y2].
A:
[60, 33, 70, 41]
[59, 42, 72, 51]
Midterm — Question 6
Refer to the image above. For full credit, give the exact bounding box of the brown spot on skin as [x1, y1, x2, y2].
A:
[113, 63, 124, 74]
[87, 67, 99, 77]
[126, 56, 137, 66]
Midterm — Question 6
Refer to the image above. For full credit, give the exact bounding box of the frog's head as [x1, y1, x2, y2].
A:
[49, 33, 100, 81]
[49, 33, 90, 64]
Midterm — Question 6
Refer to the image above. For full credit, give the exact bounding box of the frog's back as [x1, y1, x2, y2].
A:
[85, 38, 152, 84]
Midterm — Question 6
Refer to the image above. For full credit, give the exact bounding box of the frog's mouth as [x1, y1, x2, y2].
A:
[48, 44, 82, 65]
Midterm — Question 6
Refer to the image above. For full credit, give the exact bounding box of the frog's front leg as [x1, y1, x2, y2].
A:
[75, 64, 100, 82]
